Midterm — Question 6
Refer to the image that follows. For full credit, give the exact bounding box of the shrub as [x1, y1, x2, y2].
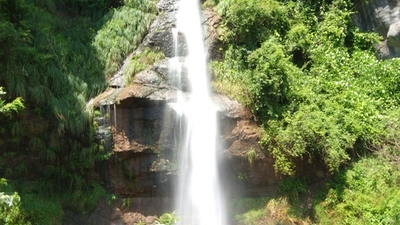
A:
[213, 0, 400, 175]
[217, 0, 289, 50]
[0, 179, 31, 225]
[156, 212, 177, 225]
[315, 157, 400, 224]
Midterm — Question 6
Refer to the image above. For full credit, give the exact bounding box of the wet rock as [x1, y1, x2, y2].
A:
[156, 0, 179, 12]
[387, 21, 400, 47]
[203, 8, 222, 60]
[141, 9, 188, 57]
[91, 0, 279, 213]
[154, 58, 191, 91]
[353, 0, 400, 58]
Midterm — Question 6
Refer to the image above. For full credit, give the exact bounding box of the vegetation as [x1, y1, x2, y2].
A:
[315, 156, 400, 224]
[1, 0, 400, 223]
[125, 47, 165, 85]
[93, 0, 157, 78]
[212, 0, 396, 173]
[0, 179, 30, 225]
[232, 196, 311, 225]
[0, 0, 157, 223]
[246, 149, 256, 165]
[209, 0, 400, 223]
[155, 212, 177, 225]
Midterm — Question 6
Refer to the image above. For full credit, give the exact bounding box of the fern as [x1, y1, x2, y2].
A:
[11, 121, 24, 138]
[29, 137, 45, 151]
[28, 85, 50, 106]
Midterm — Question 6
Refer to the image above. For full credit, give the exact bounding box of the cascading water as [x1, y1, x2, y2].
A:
[170, 0, 226, 224]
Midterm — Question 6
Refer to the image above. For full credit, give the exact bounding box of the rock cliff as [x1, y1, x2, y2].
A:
[91, 0, 282, 217]
[87, 0, 400, 223]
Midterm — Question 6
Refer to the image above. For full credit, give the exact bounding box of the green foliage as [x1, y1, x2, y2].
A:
[0, 88, 24, 118]
[0, 0, 142, 222]
[371, 111, 400, 163]
[309, 114, 400, 224]
[213, 0, 400, 176]
[213, 39, 299, 121]
[20, 193, 63, 225]
[279, 177, 307, 202]
[235, 208, 265, 225]
[0, 180, 68, 225]
[0, 179, 31, 225]
[156, 211, 177, 225]
[136, 221, 147, 225]
[246, 38, 299, 120]
[93, 0, 157, 78]
[212, 46, 251, 105]
[217, 0, 289, 50]
[231, 197, 269, 215]
[246, 149, 256, 165]
[64, 183, 107, 215]
[232, 197, 308, 225]
[315, 157, 400, 224]
[125, 47, 165, 85]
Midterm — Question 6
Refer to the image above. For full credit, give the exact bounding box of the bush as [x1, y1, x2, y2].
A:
[156, 212, 177, 225]
[213, 0, 400, 175]
[315, 157, 400, 224]
[217, 0, 289, 50]
[0, 179, 30, 225]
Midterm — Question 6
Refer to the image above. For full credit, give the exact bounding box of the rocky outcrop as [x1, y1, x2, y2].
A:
[141, 0, 221, 60]
[92, 0, 282, 200]
[388, 21, 400, 47]
[353, 0, 400, 58]
[85, 0, 400, 223]
[215, 95, 281, 197]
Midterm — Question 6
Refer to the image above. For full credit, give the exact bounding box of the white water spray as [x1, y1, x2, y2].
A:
[171, 0, 226, 224]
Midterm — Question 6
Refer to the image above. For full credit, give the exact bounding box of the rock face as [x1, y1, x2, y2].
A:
[87, 0, 400, 222]
[141, 0, 221, 60]
[353, 0, 400, 58]
[92, 0, 281, 204]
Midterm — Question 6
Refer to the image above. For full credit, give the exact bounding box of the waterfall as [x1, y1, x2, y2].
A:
[171, 0, 227, 224]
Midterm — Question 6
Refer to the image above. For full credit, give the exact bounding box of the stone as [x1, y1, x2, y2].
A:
[387, 21, 400, 47]
[91, 0, 282, 220]
[156, 0, 179, 12]
[141, 10, 188, 57]
[153, 58, 191, 91]
[353, 0, 400, 58]
[203, 8, 222, 60]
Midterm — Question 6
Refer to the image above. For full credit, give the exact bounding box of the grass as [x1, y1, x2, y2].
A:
[232, 196, 312, 225]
